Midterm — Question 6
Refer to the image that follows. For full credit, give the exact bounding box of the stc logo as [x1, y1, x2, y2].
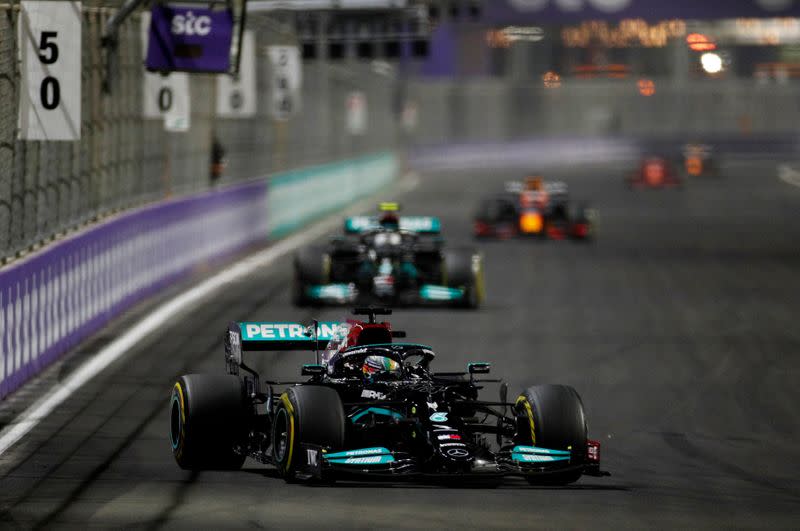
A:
[171, 11, 212, 36]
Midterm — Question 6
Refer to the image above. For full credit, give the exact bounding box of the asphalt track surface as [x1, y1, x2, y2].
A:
[1, 160, 799, 529]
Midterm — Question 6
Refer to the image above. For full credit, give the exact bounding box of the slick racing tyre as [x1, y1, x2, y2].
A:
[443, 248, 485, 309]
[293, 246, 330, 306]
[272, 385, 345, 482]
[515, 384, 588, 485]
[170, 374, 248, 470]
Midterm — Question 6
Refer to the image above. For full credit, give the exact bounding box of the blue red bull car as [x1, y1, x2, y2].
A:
[169, 308, 609, 485]
[474, 178, 595, 240]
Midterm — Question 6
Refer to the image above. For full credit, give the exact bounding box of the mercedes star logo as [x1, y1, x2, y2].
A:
[446, 448, 469, 458]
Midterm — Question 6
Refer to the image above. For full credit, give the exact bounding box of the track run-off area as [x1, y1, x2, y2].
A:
[1, 160, 799, 529]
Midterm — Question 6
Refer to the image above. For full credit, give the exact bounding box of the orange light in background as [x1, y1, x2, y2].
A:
[486, 29, 511, 48]
[519, 212, 543, 234]
[686, 33, 716, 51]
[637, 78, 656, 96]
[542, 71, 561, 88]
[562, 19, 685, 48]
[686, 156, 703, 176]
[573, 63, 630, 79]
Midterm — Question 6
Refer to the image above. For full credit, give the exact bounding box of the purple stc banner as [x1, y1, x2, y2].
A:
[146, 5, 233, 73]
[486, 0, 800, 24]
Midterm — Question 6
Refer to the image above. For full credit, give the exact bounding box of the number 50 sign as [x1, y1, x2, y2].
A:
[18, 1, 82, 141]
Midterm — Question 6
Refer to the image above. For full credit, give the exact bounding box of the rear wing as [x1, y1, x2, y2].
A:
[225, 321, 344, 366]
[344, 216, 441, 234]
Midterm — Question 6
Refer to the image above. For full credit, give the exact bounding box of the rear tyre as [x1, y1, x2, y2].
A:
[272, 386, 345, 482]
[443, 248, 484, 309]
[170, 374, 248, 470]
[515, 384, 588, 485]
[293, 246, 329, 306]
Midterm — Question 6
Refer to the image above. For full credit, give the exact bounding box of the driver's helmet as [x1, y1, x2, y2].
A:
[378, 202, 400, 231]
[524, 175, 543, 191]
[362, 355, 401, 379]
[378, 211, 400, 231]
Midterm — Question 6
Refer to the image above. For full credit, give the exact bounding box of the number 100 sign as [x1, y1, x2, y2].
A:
[18, 1, 82, 141]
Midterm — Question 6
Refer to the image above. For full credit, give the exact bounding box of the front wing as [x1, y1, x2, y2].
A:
[302, 283, 468, 306]
[296, 443, 608, 481]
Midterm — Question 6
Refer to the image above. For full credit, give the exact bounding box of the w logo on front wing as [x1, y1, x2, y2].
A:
[306, 449, 318, 467]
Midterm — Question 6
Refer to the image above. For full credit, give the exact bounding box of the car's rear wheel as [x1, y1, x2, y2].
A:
[515, 384, 588, 485]
[293, 246, 329, 306]
[170, 374, 248, 470]
[272, 386, 345, 482]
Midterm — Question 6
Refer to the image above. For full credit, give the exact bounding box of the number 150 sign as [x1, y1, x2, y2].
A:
[18, 1, 82, 141]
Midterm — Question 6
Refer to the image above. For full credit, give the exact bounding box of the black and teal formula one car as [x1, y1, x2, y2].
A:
[293, 203, 484, 308]
[169, 308, 608, 485]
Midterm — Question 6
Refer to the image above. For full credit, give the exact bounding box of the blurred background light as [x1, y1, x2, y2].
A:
[637, 78, 656, 96]
[686, 32, 717, 51]
[701, 52, 724, 73]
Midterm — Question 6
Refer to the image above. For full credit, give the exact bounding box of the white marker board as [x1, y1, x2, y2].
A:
[346, 91, 367, 135]
[17, 1, 82, 141]
[267, 46, 301, 121]
[141, 12, 191, 131]
[217, 31, 256, 118]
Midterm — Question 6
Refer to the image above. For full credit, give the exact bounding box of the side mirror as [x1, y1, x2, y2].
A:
[302, 364, 326, 377]
[391, 330, 407, 338]
[467, 362, 491, 375]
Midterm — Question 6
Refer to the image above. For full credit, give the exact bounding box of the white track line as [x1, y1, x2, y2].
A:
[0, 173, 420, 456]
[777, 164, 800, 188]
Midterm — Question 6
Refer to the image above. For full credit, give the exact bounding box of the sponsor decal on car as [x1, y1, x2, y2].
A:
[323, 447, 395, 465]
[306, 449, 318, 466]
[323, 447, 389, 457]
[438, 434, 461, 440]
[511, 445, 571, 463]
[361, 389, 387, 400]
[445, 448, 469, 458]
[240, 321, 342, 341]
[429, 412, 448, 422]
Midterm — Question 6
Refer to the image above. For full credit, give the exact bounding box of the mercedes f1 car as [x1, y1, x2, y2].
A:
[169, 308, 609, 485]
[474, 178, 595, 240]
[294, 204, 484, 308]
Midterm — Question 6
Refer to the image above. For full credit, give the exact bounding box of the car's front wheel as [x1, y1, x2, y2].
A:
[272, 385, 345, 482]
[515, 384, 588, 485]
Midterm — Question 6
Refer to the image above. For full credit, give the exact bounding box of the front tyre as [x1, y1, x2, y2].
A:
[170, 374, 248, 470]
[272, 386, 345, 482]
[515, 384, 588, 485]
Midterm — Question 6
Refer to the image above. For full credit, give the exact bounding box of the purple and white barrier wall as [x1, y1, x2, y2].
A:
[0, 180, 269, 398]
[0, 152, 397, 399]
